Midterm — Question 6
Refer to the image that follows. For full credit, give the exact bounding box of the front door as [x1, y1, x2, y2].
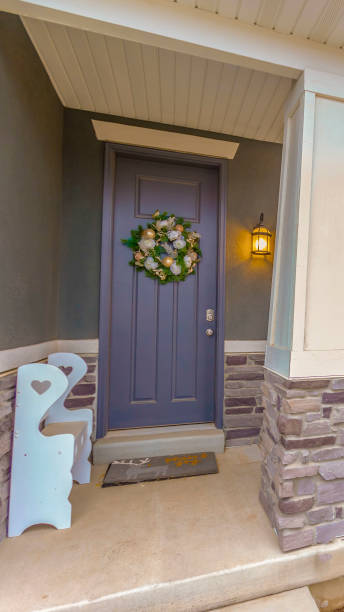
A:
[108, 153, 219, 428]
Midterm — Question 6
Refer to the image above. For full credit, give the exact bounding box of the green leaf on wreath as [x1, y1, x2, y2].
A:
[122, 211, 202, 284]
[122, 238, 137, 248]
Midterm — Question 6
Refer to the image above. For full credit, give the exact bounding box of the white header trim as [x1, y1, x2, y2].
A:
[0, 339, 266, 373]
[225, 340, 266, 353]
[0, 341, 56, 374]
[92, 120, 239, 160]
[0, 339, 99, 374]
[57, 339, 99, 354]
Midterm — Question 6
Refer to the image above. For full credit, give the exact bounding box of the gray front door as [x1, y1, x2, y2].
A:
[109, 154, 219, 428]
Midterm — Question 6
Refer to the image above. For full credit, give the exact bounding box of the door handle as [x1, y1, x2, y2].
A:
[205, 328, 214, 336]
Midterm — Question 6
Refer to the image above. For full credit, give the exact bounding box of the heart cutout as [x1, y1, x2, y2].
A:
[59, 366, 72, 376]
[31, 380, 51, 395]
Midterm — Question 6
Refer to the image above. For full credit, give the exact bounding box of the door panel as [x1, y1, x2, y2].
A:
[137, 175, 200, 220]
[108, 155, 218, 428]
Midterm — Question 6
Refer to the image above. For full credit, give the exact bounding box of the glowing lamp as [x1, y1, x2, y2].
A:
[251, 213, 272, 255]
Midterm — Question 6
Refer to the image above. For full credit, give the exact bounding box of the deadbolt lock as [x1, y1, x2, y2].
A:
[206, 309, 215, 322]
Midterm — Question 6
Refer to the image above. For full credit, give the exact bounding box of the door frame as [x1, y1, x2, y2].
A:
[97, 142, 228, 439]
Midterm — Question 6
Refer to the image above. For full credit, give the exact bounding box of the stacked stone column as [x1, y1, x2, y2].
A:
[0, 372, 16, 542]
[260, 370, 344, 551]
[224, 353, 265, 447]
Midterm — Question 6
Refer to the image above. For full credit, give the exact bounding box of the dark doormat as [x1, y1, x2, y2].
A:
[102, 452, 218, 487]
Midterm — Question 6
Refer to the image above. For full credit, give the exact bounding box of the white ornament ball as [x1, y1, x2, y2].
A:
[139, 238, 155, 250]
[174, 238, 186, 250]
[170, 262, 181, 275]
[167, 230, 181, 241]
[144, 256, 158, 271]
[156, 220, 168, 230]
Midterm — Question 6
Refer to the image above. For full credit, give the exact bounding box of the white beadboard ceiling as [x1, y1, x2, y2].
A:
[22, 17, 293, 144]
[167, 0, 344, 48]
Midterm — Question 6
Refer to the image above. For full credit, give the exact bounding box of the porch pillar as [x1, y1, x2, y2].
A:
[260, 69, 344, 551]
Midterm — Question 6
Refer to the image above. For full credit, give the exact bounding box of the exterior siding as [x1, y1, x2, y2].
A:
[0, 12, 63, 350]
[60, 107, 281, 343]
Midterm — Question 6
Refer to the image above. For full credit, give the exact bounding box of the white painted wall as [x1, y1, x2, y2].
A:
[305, 96, 344, 351]
[266, 69, 344, 378]
[270, 100, 303, 351]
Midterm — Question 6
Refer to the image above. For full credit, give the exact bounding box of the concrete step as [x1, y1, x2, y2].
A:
[93, 423, 225, 464]
[216, 587, 318, 611]
[4, 450, 344, 612]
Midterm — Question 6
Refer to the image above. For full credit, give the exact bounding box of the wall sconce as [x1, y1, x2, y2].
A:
[251, 213, 272, 255]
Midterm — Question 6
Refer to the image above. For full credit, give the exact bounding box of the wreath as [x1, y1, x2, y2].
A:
[122, 210, 202, 284]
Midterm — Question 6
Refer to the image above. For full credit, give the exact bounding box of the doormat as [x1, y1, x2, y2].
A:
[102, 452, 218, 487]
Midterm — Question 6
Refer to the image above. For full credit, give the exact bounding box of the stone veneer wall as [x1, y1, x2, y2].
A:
[224, 353, 265, 447]
[0, 371, 16, 542]
[0, 353, 98, 543]
[64, 354, 98, 438]
[260, 369, 344, 552]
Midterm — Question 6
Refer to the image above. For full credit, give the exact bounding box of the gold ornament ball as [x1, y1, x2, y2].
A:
[162, 256, 173, 268]
[142, 228, 155, 239]
[135, 251, 144, 261]
[175, 224, 184, 232]
[190, 251, 198, 261]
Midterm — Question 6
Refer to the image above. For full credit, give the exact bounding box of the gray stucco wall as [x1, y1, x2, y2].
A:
[0, 11, 282, 346]
[0, 13, 63, 350]
[59, 110, 103, 339]
[226, 138, 281, 340]
[59, 109, 281, 341]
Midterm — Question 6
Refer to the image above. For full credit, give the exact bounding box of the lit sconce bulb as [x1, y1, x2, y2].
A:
[251, 213, 272, 255]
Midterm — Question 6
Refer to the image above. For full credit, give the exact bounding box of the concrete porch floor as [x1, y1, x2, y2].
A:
[2, 447, 344, 612]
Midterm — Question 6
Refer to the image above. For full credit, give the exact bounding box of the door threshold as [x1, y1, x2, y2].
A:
[106, 423, 217, 437]
[93, 423, 224, 464]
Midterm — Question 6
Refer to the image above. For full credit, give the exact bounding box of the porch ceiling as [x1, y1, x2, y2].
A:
[22, 17, 293, 143]
[164, 0, 344, 49]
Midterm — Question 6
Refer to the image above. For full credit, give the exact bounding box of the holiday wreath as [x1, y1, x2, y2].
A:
[122, 210, 202, 284]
